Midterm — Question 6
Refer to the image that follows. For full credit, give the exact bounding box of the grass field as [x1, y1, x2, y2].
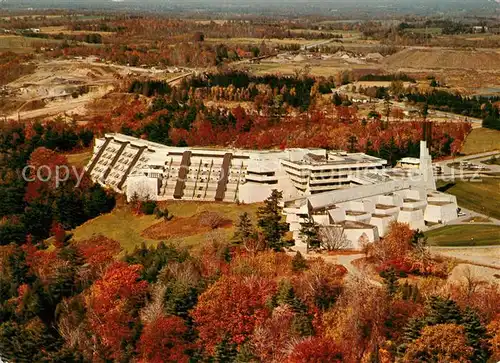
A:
[65, 151, 92, 168]
[0, 35, 61, 53]
[426, 225, 500, 247]
[40, 26, 115, 36]
[71, 202, 261, 252]
[438, 179, 500, 220]
[461, 128, 500, 155]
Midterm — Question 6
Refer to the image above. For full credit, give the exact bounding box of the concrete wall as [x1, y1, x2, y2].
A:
[344, 227, 379, 250]
[425, 203, 458, 224]
[328, 208, 346, 223]
[126, 176, 159, 202]
[369, 215, 396, 237]
[238, 183, 275, 204]
[398, 209, 426, 230]
[312, 214, 330, 226]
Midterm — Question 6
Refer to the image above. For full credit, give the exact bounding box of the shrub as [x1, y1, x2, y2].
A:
[140, 200, 157, 215]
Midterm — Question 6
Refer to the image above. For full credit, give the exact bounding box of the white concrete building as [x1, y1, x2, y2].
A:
[283, 141, 458, 250]
[85, 133, 387, 204]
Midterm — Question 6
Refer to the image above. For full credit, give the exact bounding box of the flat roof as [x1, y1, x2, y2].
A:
[346, 211, 368, 216]
[340, 220, 376, 230]
[288, 152, 387, 167]
[428, 201, 453, 206]
[376, 204, 397, 210]
[307, 180, 414, 211]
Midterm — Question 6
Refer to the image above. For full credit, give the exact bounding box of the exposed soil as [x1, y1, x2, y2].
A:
[384, 48, 500, 71]
[141, 211, 233, 240]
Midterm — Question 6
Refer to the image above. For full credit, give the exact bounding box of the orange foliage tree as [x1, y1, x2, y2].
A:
[191, 274, 276, 353]
[370, 222, 415, 263]
[323, 278, 389, 362]
[403, 324, 474, 363]
[488, 315, 500, 361]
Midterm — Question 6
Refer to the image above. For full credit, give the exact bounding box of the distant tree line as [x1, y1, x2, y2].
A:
[359, 73, 416, 83]
[406, 90, 500, 130]
[0, 121, 114, 245]
[129, 80, 172, 97]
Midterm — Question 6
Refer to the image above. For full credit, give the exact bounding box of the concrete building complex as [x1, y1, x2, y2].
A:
[86, 134, 458, 250]
[85, 133, 388, 204]
[284, 141, 457, 250]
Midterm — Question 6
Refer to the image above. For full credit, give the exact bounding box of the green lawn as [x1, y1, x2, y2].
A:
[71, 202, 261, 252]
[461, 128, 500, 155]
[426, 225, 500, 247]
[438, 179, 500, 220]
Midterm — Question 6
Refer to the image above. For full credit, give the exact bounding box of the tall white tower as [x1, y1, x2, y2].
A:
[419, 140, 436, 190]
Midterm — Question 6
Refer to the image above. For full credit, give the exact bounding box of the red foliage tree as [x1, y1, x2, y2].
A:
[86, 262, 148, 361]
[286, 336, 343, 363]
[76, 236, 121, 279]
[51, 222, 66, 248]
[22, 242, 62, 284]
[24, 147, 69, 202]
[137, 315, 193, 363]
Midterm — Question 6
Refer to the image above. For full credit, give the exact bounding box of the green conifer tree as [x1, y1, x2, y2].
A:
[213, 336, 237, 363]
[233, 212, 254, 244]
[299, 217, 321, 252]
[462, 307, 490, 363]
[257, 190, 289, 251]
[291, 251, 308, 272]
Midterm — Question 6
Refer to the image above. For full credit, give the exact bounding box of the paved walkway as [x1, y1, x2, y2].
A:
[436, 151, 500, 180]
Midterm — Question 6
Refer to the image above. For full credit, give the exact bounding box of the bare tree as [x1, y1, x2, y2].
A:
[461, 266, 486, 300]
[140, 283, 167, 324]
[318, 226, 352, 251]
[358, 233, 371, 255]
[242, 232, 267, 255]
[199, 211, 225, 229]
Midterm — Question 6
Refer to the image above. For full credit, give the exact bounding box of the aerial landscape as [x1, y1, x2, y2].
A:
[0, 0, 499, 362]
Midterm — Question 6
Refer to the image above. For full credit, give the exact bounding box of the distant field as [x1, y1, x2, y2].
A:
[206, 37, 312, 46]
[426, 225, 500, 247]
[245, 61, 344, 77]
[438, 179, 500, 220]
[384, 48, 500, 71]
[40, 26, 115, 36]
[403, 27, 442, 35]
[0, 35, 61, 53]
[71, 202, 261, 252]
[461, 128, 500, 155]
[290, 29, 361, 38]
